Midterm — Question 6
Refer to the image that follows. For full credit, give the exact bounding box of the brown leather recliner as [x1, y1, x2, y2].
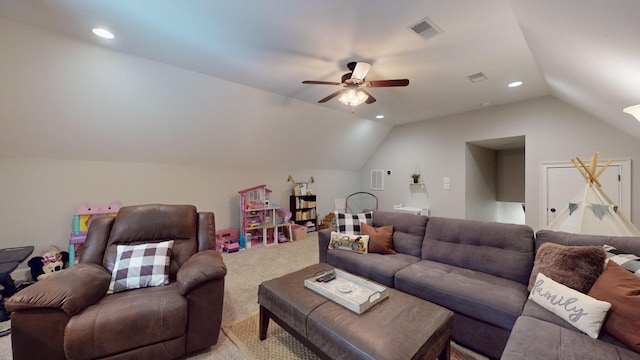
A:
[6, 204, 227, 360]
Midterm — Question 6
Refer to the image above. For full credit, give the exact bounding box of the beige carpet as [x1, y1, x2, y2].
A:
[223, 312, 488, 360]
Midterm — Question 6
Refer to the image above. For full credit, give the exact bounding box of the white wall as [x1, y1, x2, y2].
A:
[0, 158, 358, 256]
[360, 96, 640, 230]
[0, 16, 392, 171]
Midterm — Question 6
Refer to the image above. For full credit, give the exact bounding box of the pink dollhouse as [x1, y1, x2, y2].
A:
[239, 185, 292, 248]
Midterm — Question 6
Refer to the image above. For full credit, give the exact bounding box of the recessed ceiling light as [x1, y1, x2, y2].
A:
[376, 115, 385, 119]
[92, 28, 114, 39]
[508, 81, 523, 88]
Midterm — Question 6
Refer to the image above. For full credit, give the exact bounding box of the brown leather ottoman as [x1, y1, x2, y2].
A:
[258, 263, 453, 360]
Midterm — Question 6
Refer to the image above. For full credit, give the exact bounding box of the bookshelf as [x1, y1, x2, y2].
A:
[290, 195, 317, 232]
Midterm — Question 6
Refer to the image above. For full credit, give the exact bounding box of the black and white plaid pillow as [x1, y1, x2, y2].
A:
[604, 244, 640, 278]
[334, 211, 373, 234]
[108, 240, 174, 294]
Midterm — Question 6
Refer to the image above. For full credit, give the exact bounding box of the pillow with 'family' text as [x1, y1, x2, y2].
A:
[333, 211, 372, 234]
[529, 272, 610, 339]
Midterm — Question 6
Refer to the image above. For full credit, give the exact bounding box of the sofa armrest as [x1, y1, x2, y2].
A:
[5, 263, 111, 316]
[318, 228, 332, 263]
[177, 249, 227, 295]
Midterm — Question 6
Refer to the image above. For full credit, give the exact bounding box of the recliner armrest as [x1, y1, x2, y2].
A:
[5, 263, 111, 316]
[177, 249, 227, 295]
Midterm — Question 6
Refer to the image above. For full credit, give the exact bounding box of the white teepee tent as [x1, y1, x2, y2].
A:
[546, 152, 640, 237]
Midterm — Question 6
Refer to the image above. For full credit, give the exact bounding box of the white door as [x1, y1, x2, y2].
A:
[540, 160, 630, 228]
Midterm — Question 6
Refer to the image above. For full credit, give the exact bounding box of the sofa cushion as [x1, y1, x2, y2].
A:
[502, 316, 640, 360]
[535, 230, 640, 256]
[108, 240, 174, 294]
[395, 260, 528, 331]
[529, 273, 610, 339]
[588, 261, 640, 352]
[360, 222, 396, 254]
[65, 283, 187, 359]
[326, 250, 419, 287]
[528, 242, 605, 293]
[334, 211, 372, 234]
[372, 211, 428, 257]
[422, 217, 535, 284]
[520, 299, 631, 349]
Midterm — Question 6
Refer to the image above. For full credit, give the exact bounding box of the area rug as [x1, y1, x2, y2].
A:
[222, 312, 488, 360]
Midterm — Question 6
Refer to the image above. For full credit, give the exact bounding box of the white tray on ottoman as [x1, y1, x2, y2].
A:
[304, 268, 388, 314]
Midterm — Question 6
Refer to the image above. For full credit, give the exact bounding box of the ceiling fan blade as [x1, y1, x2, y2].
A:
[318, 89, 344, 103]
[367, 79, 410, 87]
[302, 80, 342, 85]
[351, 62, 372, 81]
[360, 89, 377, 104]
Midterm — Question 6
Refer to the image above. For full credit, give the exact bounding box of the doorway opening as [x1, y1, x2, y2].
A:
[465, 135, 525, 224]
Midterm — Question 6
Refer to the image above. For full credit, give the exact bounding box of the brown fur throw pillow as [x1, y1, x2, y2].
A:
[528, 243, 605, 294]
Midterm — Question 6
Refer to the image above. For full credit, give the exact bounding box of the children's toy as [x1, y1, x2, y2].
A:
[239, 185, 292, 249]
[224, 242, 240, 253]
[275, 208, 292, 223]
[28, 246, 69, 281]
[69, 202, 121, 265]
[215, 228, 240, 253]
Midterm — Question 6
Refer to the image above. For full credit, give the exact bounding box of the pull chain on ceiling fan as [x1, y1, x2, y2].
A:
[302, 61, 409, 107]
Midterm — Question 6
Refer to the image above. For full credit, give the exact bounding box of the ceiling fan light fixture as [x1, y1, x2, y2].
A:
[338, 88, 369, 107]
[623, 104, 640, 121]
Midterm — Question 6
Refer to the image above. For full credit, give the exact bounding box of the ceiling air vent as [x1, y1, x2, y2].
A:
[409, 17, 442, 39]
[467, 72, 488, 83]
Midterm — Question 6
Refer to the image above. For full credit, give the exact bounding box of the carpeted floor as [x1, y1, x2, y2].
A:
[0, 320, 10, 359]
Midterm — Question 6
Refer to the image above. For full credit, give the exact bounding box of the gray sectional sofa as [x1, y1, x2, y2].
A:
[502, 230, 640, 360]
[318, 211, 640, 360]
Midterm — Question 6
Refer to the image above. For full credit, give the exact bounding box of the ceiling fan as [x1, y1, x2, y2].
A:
[302, 61, 409, 106]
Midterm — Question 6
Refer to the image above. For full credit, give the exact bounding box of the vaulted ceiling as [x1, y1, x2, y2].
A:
[1, 0, 639, 169]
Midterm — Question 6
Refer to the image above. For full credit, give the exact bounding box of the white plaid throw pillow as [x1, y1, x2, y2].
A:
[108, 240, 174, 294]
[604, 244, 640, 278]
[333, 211, 373, 234]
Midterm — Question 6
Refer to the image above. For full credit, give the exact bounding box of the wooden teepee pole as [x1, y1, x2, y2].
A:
[571, 158, 590, 183]
[575, 156, 601, 187]
[572, 152, 611, 188]
[594, 159, 613, 182]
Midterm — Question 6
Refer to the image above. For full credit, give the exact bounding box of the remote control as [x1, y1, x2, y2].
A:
[316, 272, 336, 282]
